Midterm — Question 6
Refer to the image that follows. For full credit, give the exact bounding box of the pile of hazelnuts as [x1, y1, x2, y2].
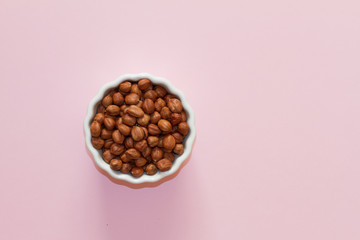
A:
[90, 79, 189, 177]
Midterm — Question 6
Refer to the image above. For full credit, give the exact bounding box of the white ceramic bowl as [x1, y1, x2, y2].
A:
[84, 73, 196, 184]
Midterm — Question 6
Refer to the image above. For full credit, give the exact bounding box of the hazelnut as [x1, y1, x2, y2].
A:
[125, 148, 141, 159]
[120, 153, 131, 163]
[131, 126, 145, 141]
[117, 124, 131, 136]
[113, 92, 124, 105]
[145, 163, 157, 175]
[158, 119, 172, 132]
[173, 144, 184, 155]
[138, 78, 152, 90]
[170, 113, 182, 126]
[103, 150, 114, 163]
[93, 113, 105, 124]
[164, 152, 175, 162]
[156, 159, 172, 171]
[110, 143, 125, 155]
[142, 99, 155, 114]
[158, 137, 164, 147]
[178, 122, 189, 135]
[124, 137, 134, 148]
[112, 130, 124, 144]
[125, 105, 144, 118]
[102, 95, 113, 107]
[97, 104, 105, 113]
[172, 132, 184, 143]
[134, 139, 147, 152]
[104, 117, 116, 130]
[104, 139, 115, 149]
[151, 147, 163, 162]
[144, 90, 158, 101]
[142, 146, 152, 158]
[110, 159, 122, 170]
[155, 98, 166, 112]
[141, 127, 149, 139]
[137, 114, 150, 126]
[101, 128, 112, 139]
[148, 124, 161, 135]
[150, 111, 161, 124]
[168, 98, 183, 113]
[181, 111, 187, 122]
[154, 86, 167, 98]
[91, 137, 104, 149]
[106, 105, 120, 115]
[131, 167, 144, 177]
[147, 136, 159, 147]
[164, 94, 175, 103]
[135, 157, 147, 167]
[90, 121, 101, 137]
[120, 162, 132, 173]
[119, 81, 131, 92]
[160, 107, 171, 119]
[136, 100, 143, 108]
[115, 117, 122, 126]
[131, 84, 142, 96]
[163, 135, 176, 150]
[122, 114, 136, 126]
[125, 93, 140, 105]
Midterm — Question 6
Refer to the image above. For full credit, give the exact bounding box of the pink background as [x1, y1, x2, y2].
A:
[1, 0, 360, 239]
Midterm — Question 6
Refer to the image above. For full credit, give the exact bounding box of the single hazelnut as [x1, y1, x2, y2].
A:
[103, 150, 114, 163]
[178, 122, 189, 135]
[125, 105, 144, 118]
[156, 158, 172, 171]
[173, 144, 184, 155]
[144, 90, 158, 101]
[131, 167, 144, 177]
[124, 137, 134, 148]
[102, 95, 113, 107]
[110, 159, 122, 170]
[113, 92, 124, 105]
[117, 124, 131, 136]
[155, 98, 166, 112]
[138, 78, 152, 90]
[122, 114, 136, 126]
[131, 84, 142, 96]
[110, 143, 125, 155]
[150, 111, 161, 124]
[145, 163, 157, 175]
[142, 146, 152, 158]
[142, 99, 155, 114]
[158, 119, 172, 132]
[104, 139, 115, 149]
[120, 153, 131, 163]
[160, 107, 171, 119]
[101, 128, 112, 139]
[137, 114, 150, 126]
[135, 157, 147, 167]
[148, 124, 161, 135]
[151, 147, 163, 162]
[125, 93, 140, 105]
[170, 113, 182, 126]
[119, 81, 131, 92]
[131, 126, 145, 141]
[134, 139, 148, 152]
[172, 132, 184, 143]
[106, 105, 120, 115]
[93, 113, 105, 124]
[125, 148, 141, 159]
[120, 162, 132, 173]
[168, 98, 183, 113]
[112, 130, 125, 144]
[154, 86, 167, 98]
[104, 117, 116, 130]
[91, 137, 104, 149]
[163, 135, 176, 150]
[147, 136, 159, 147]
[90, 121, 101, 137]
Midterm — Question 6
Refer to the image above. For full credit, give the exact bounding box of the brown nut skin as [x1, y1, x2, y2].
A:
[173, 144, 184, 155]
[131, 84, 142, 96]
[113, 92, 124, 105]
[141, 127, 149, 139]
[115, 117, 122, 126]
[110, 159, 123, 170]
[91, 137, 104, 149]
[110, 143, 125, 155]
[147, 136, 159, 147]
[136, 100, 143, 108]
[97, 104, 106, 113]
[125, 148, 141, 159]
[167, 98, 183, 113]
[120, 163, 131, 173]
[117, 124, 131, 136]
[155, 98, 166, 112]
[158, 137, 164, 147]
[160, 107, 171, 119]
[93, 113, 105, 124]
[163, 135, 176, 150]
[104, 139, 115, 149]
[135, 157, 147, 167]
[164, 152, 175, 162]
[112, 130, 125, 144]
[120, 153, 131, 163]
[142, 146, 152, 158]
[172, 132, 184, 143]
[103, 150, 115, 163]
[178, 122, 189, 136]
[144, 90, 158, 102]
[181, 111, 187, 122]
[124, 137, 134, 149]
[102, 95, 113, 107]
[134, 139, 148, 152]
[170, 113, 182, 126]
[150, 111, 161, 124]
[142, 99, 155, 114]
[158, 119, 172, 132]
[138, 78, 151, 90]
[145, 163, 157, 175]
[125, 105, 144, 118]
[125, 93, 140, 105]
[131, 126, 145, 141]
[119, 81, 132, 92]
[131, 167, 144, 177]
[148, 124, 161, 135]
[137, 114, 150, 126]
[122, 114, 136, 126]
[106, 105, 121, 115]
[101, 128, 112, 139]
[154, 86, 167, 98]
[151, 147, 163, 162]
[104, 117, 116, 130]
[164, 94, 175, 104]
[90, 121, 101, 137]
[156, 158, 172, 171]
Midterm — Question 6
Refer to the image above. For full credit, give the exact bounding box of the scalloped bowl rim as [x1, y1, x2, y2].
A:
[84, 73, 196, 184]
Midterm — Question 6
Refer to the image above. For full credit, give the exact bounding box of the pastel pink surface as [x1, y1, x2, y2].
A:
[0, 0, 359, 239]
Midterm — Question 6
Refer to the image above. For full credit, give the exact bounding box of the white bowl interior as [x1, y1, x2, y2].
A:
[84, 73, 196, 184]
